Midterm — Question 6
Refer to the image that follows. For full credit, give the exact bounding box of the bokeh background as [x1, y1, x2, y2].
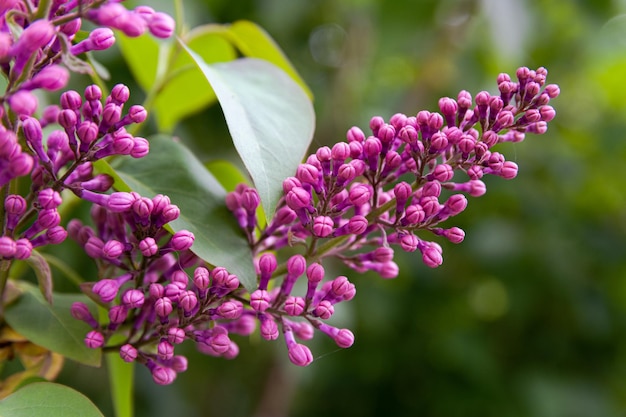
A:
[56, 0, 626, 416]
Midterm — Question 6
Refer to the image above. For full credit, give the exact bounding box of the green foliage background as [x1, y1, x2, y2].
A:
[54, 0, 626, 416]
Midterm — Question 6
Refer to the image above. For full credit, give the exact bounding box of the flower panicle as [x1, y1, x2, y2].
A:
[220, 66, 559, 367]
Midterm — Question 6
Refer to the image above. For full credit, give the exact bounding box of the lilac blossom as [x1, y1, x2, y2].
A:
[223, 66, 559, 367]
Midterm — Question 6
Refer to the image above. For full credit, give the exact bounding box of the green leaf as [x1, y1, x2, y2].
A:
[24, 250, 52, 305]
[111, 135, 256, 291]
[153, 30, 237, 131]
[227, 20, 313, 99]
[4, 282, 101, 367]
[0, 382, 104, 417]
[181, 47, 315, 220]
[116, 32, 160, 91]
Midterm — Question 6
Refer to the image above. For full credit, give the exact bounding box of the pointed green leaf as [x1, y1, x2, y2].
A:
[182, 46, 315, 220]
[24, 249, 53, 305]
[111, 135, 256, 290]
[0, 382, 104, 417]
[153, 30, 237, 131]
[4, 282, 101, 367]
[227, 20, 313, 99]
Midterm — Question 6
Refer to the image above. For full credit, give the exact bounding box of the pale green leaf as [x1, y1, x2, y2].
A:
[181, 47, 315, 220]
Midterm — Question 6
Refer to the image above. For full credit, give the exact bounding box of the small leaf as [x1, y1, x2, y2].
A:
[227, 20, 313, 99]
[111, 135, 257, 290]
[24, 249, 53, 305]
[181, 46, 315, 220]
[0, 382, 104, 417]
[4, 282, 101, 367]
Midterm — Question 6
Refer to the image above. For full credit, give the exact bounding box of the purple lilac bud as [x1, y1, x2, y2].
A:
[120, 344, 138, 362]
[284, 296, 306, 316]
[419, 241, 443, 268]
[169, 230, 195, 251]
[22, 65, 69, 91]
[155, 297, 173, 318]
[312, 215, 334, 237]
[107, 192, 136, 212]
[149, 362, 176, 385]
[168, 328, 186, 345]
[131, 137, 149, 158]
[108, 305, 128, 325]
[158, 340, 174, 360]
[85, 330, 104, 349]
[317, 322, 355, 348]
[14, 238, 32, 260]
[102, 240, 124, 259]
[37, 189, 62, 209]
[8, 90, 38, 116]
[258, 253, 277, 290]
[138, 237, 158, 257]
[4, 195, 26, 230]
[313, 300, 334, 319]
[259, 314, 279, 340]
[147, 12, 176, 38]
[179, 290, 198, 314]
[170, 355, 188, 372]
[122, 289, 144, 309]
[284, 326, 313, 367]
[71, 302, 98, 328]
[250, 289, 271, 312]
[217, 301, 242, 319]
[12, 20, 55, 65]
[280, 254, 306, 297]
[399, 233, 419, 252]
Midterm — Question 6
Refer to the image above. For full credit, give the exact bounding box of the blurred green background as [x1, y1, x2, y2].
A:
[57, 0, 626, 416]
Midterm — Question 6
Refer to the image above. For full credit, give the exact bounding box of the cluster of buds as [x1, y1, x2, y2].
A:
[1, 1, 175, 262]
[225, 66, 559, 365]
[69, 191, 209, 385]
[71, 201, 356, 382]
[0, 1, 179, 383]
[0, 83, 148, 262]
[1, 1, 174, 121]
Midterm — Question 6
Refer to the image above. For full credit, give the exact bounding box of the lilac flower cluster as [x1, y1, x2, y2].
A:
[1, 1, 561, 386]
[0, 2, 174, 265]
[69, 192, 207, 385]
[0, 0, 178, 382]
[225, 67, 559, 366]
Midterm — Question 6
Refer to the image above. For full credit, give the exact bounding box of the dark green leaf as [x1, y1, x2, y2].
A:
[24, 250, 53, 305]
[181, 47, 315, 220]
[4, 282, 101, 367]
[0, 382, 104, 417]
[111, 135, 256, 290]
